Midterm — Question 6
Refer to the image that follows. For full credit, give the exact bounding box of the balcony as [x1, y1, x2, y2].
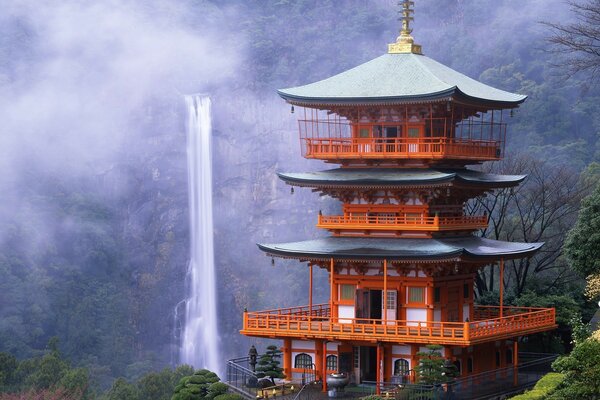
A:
[298, 119, 506, 162]
[317, 214, 488, 233]
[241, 304, 556, 346]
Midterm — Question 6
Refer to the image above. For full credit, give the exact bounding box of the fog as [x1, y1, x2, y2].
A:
[0, 0, 583, 386]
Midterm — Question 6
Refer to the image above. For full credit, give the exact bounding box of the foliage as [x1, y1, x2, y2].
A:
[564, 183, 600, 278]
[509, 372, 564, 400]
[255, 345, 285, 385]
[171, 369, 220, 400]
[569, 314, 592, 345]
[549, 337, 600, 399]
[102, 378, 139, 400]
[212, 394, 244, 400]
[415, 345, 457, 385]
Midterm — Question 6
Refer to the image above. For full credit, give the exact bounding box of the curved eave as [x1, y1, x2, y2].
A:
[277, 169, 526, 190]
[257, 237, 543, 263]
[278, 87, 526, 110]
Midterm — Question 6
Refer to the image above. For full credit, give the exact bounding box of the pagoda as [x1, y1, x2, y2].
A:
[241, 1, 556, 391]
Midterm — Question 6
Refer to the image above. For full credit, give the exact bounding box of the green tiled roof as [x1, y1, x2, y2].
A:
[278, 53, 526, 107]
[258, 237, 543, 262]
[278, 168, 526, 188]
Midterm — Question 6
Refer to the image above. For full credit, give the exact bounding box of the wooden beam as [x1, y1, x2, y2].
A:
[330, 258, 334, 319]
[376, 343, 382, 395]
[383, 259, 388, 326]
[500, 258, 504, 319]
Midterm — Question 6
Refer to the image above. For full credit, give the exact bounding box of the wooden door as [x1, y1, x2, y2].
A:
[355, 289, 370, 323]
[447, 286, 460, 322]
[406, 125, 422, 153]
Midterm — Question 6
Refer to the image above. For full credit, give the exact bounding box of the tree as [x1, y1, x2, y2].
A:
[467, 155, 589, 297]
[255, 345, 285, 386]
[103, 378, 139, 400]
[415, 345, 457, 385]
[544, 0, 600, 79]
[564, 183, 600, 277]
[0, 353, 18, 390]
[549, 338, 600, 399]
[171, 369, 220, 400]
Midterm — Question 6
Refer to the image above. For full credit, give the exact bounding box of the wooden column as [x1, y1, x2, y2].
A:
[309, 263, 313, 322]
[383, 259, 388, 326]
[330, 258, 334, 319]
[315, 340, 324, 391]
[427, 281, 434, 323]
[384, 344, 393, 382]
[376, 343, 383, 395]
[513, 341, 519, 386]
[500, 259, 504, 318]
[283, 339, 292, 379]
[322, 341, 328, 392]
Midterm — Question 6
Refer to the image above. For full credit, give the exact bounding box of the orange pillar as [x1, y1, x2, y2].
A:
[330, 258, 334, 318]
[322, 341, 328, 392]
[500, 258, 504, 318]
[315, 340, 324, 390]
[384, 344, 393, 382]
[427, 281, 434, 323]
[376, 343, 383, 395]
[309, 263, 313, 322]
[283, 339, 292, 379]
[513, 341, 519, 386]
[383, 259, 388, 326]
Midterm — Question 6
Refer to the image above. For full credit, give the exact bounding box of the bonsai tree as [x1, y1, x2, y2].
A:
[416, 345, 457, 385]
[255, 345, 285, 386]
[171, 369, 221, 400]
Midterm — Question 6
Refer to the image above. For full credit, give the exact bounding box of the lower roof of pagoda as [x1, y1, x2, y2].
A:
[257, 236, 543, 263]
[277, 168, 525, 190]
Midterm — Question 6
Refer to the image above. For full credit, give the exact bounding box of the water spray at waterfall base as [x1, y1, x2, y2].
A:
[179, 95, 221, 376]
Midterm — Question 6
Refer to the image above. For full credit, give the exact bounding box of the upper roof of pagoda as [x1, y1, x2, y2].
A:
[278, 53, 526, 109]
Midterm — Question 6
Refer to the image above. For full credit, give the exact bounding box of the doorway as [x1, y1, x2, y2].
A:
[359, 346, 377, 382]
[355, 289, 382, 321]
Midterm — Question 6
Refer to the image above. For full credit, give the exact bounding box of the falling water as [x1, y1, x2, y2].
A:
[179, 95, 220, 375]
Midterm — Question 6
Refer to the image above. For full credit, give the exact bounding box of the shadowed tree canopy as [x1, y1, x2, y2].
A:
[564, 183, 600, 277]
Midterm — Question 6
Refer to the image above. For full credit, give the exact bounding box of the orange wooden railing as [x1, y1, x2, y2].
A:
[302, 137, 502, 160]
[317, 214, 488, 232]
[241, 305, 555, 345]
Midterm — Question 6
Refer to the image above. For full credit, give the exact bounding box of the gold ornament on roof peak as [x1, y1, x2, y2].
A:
[388, 0, 423, 55]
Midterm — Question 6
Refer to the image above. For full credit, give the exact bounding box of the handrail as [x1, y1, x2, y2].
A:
[317, 214, 488, 231]
[242, 305, 556, 345]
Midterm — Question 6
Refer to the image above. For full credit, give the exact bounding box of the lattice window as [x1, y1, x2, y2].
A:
[386, 290, 397, 310]
[408, 287, 425, 303]
[340, 284, 354, 300]
[294, 353, 313, 369]
[326, 355, 338, 371]
[393, 359, 409, 376]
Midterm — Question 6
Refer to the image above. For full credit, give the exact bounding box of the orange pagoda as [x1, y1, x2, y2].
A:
[241, 1, 556, 391]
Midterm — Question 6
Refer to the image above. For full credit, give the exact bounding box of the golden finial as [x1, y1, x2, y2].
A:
[388, 0, 423, 55]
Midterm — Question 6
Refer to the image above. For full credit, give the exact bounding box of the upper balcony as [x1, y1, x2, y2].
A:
[298, 118, 506, 163]
[317, 213, 488, 235]
[241, 304, 556, 346]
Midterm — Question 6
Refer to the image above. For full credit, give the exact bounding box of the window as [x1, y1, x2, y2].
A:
[326, 355, 338, 371]
[463, 284, 470, 299]
[386, 290, 397, 310]
[294, 353, 313, 369]
[434, 287, 441, 303]
[393, 359, 409, 376]
[353, 347, 359, 368]
[359, 128, 370, 138]
[340, 284, 354, 301]
[408, 127, 420, 138]
[408, 287, 425, 303]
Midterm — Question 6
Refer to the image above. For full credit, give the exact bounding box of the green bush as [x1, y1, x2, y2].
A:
[213, 394, 244, 400]
[509, 372, 564, 399]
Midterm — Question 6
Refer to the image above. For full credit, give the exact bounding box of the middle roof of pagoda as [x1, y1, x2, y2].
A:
[278, 168, 526, 189]
[278, 53, 526, 108]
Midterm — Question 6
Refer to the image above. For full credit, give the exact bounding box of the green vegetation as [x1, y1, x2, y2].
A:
[255, 345, 285, 386]
[547, 338, 600, 399]
[416, 345, 457, 385]
[509, 373, 564, 400]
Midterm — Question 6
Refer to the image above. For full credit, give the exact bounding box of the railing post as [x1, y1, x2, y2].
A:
[464, 321, 470, 342]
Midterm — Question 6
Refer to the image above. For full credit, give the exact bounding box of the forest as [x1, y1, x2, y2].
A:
[0, 0, 599, 399]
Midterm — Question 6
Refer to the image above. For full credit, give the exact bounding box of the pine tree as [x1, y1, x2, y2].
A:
[255, 345, 285, 386]
[416, 345, 457, 385]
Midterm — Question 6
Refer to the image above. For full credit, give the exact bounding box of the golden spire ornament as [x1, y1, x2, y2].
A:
[388, 0, 423, 54]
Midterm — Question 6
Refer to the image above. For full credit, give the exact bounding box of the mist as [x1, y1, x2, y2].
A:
[0, 0, 592, 391]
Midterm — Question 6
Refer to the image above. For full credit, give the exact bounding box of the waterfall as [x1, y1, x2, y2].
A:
[179, 95, 220, 375]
